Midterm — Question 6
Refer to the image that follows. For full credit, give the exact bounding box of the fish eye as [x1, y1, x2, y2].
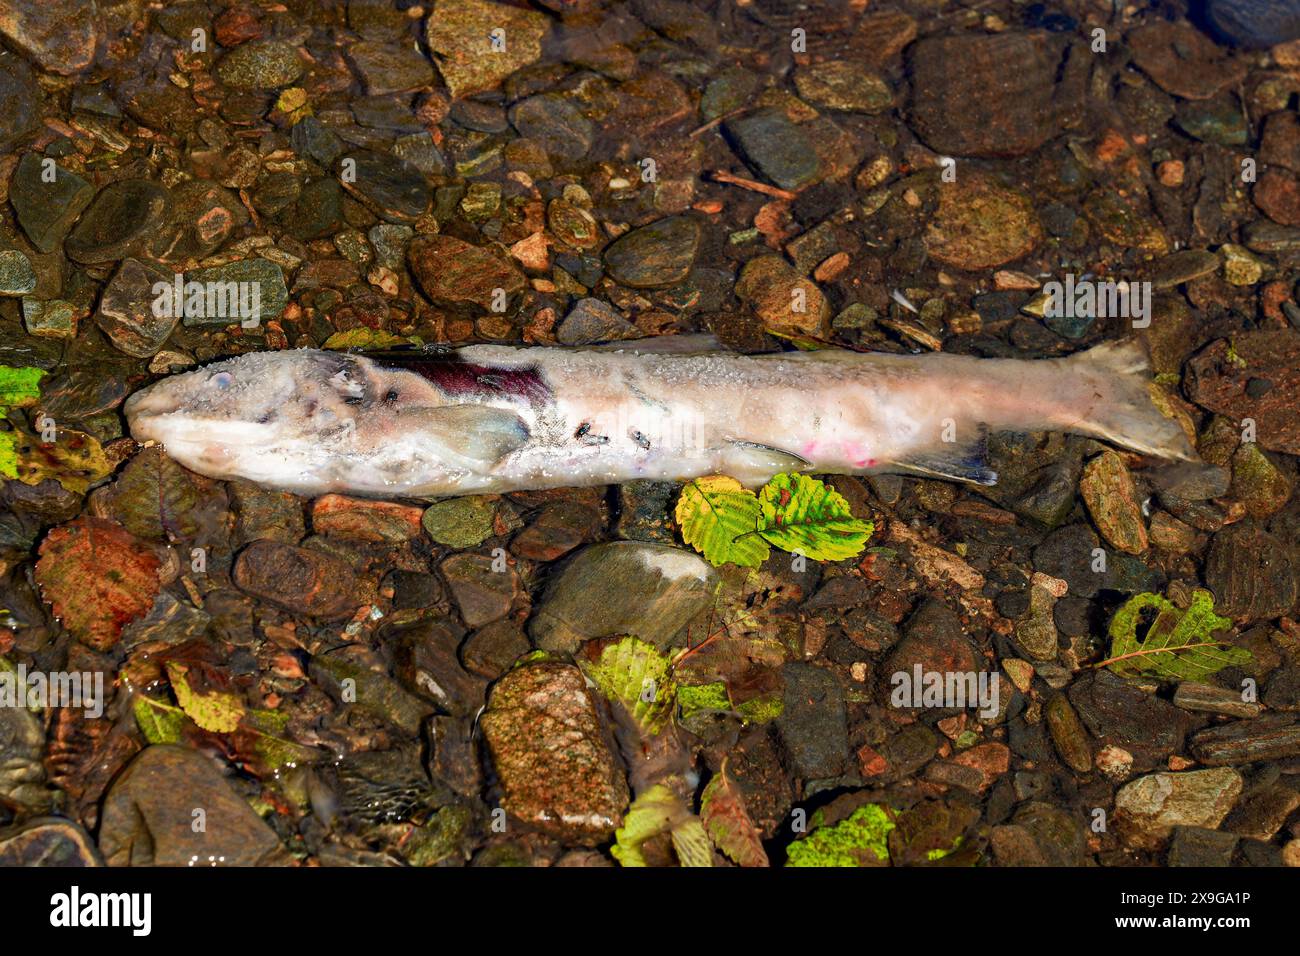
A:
[210, 371, 234, 390]
[385, 389, 399, 402]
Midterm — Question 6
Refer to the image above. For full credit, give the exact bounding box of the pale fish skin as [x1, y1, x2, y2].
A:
[123, 339, 1196, 499]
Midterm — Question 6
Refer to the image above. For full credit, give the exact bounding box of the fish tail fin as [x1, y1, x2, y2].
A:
[1061, 339, 1199, 462]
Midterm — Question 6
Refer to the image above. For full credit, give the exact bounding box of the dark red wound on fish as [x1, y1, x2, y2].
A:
[379, 354, 552, 405]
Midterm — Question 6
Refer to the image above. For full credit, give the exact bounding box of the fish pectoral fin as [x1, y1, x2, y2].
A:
[721, 438, 812, 480]
[406, 405, 530, 468]
[890, 424, 998, 486]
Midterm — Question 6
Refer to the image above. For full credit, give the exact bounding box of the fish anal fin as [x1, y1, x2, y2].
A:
[891, 425, 997, 486]
[406, 405, 530, 468]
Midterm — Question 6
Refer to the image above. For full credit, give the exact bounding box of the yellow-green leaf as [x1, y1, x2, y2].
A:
[675, 475, 770, 568]
[1101, 589, 1251, 680]
[701, 765, 768, 867]
[577, 636, 676, 735]
[757, 472, 873, 561]
[0, 366, 45, 406]
[165, 662, 244, 733]
[132, 694, 186, 744]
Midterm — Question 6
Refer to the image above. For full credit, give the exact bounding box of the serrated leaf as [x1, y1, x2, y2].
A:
[1101, 589, 1252, 680]
[132, 694, 185, 745]
[676, 476, 770, 568]
[701, 766, 768, 867]
[165, 661, 245, 733]
[670, 818, 714, 867]
[612, 784, 710, 867]
[578, 636, 676, 734]
[35, 517, 161, 651]
[757, 473, 873, 561]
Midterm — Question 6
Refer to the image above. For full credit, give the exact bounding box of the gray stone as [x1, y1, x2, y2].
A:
[0, 817, 102, 866]
[0, 249, 37, 296]
[1168, 825, 1238, 866]
[775, 662, 848, 779]
[1115, 767, 1243, 848]
[556, 297, 638, 345]
[603, 216, 702, 289]
[99, 745, 290, 866]
[10, 153, 95, 253]
[96, 258, 178, 357]
[182, 258, 289, 327]
[725, 108, 821, 190]
[65, 180, 170, 264]
[529, 541, 718, 654]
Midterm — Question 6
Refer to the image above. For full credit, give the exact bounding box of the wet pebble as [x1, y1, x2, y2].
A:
[9, 152, 94, 254]
[509, 94, 593, 165]
[602, 215, 700, 289]
[0, 250, 36, 296]
[233, 541, 361, 620]
[0, 0, 97, 75]
[556, 297, 638, 345]
[439, 552, 522, 628]
[97, 257, 173, 355]
[408, 234, 525, 311]
[425, 0, 549, 99]
[480, 659, 628, 846]
[724, 108, 822, 191]
[1115, 768, 1242, 849]
[65, 180, 170, 265]
[347, 40, 434, 95]
[0, 817, 101, 866]
[98, 745, 289, 866]
[529, 541, 717, 654]
[216, 39, 304, 90]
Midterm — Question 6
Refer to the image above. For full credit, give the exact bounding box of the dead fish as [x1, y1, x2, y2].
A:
[123, 337, 1196, 499]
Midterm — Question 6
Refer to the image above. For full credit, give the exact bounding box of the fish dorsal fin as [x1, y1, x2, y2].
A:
[591, 333, 723, 354]
[891, 424, 998, 485]
[406, 405, 530, 468]
[722, 438, 812, 480]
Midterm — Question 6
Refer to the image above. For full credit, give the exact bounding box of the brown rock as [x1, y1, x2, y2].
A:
[1127, 21, 1247, 101]
[908, 32, 1082, 158]
[98, 745, 289, 866]
[480, 660, 628, 845]
[924, 173, 1042, 271]
[1185, 330, 1300, 455]
[409, 234, 526, 312]
[233, 541, 361, 619]
[1191, 715, 1300, 765]
[1079, 451, 1148, 554]
[1204, 522, 1298, 623]
[1253, 168, 1300, 226]
[311, 494, 424, 542]
[440, 552, 523, 628]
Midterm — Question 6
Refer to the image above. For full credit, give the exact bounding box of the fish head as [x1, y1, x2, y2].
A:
[124, 350, 387, 492]
[125, 349, 534, 496]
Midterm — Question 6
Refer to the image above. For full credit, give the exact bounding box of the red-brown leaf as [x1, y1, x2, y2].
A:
[36, 517, 161, 651]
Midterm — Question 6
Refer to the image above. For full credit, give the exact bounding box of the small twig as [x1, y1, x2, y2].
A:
[708, 170, 798, 201]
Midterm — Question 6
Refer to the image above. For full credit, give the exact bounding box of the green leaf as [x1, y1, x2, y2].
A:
[701, 766, 768, 867]
[578, 636, 676, 735]
[670, 818, 714, 867]
[165, 662, 244, 733]
[677, 681, 731, 721]
[675, 476, 770, 568]
[756, 473, 873, 561]
[612, 784, 711, 867]
[785, 804, 895, 867]
[132, 694, 186, 745]
[0, 431, 16, 479]
[1101, 590, 1251, 680]
[0, 366, 45, 407]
